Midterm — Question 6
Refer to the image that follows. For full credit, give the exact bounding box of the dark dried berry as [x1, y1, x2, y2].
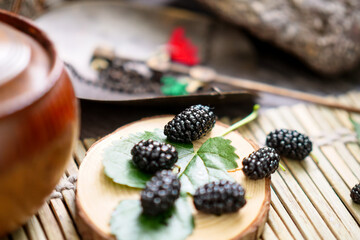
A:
[193, 180, 246, 215]
[266, 129, 312, 160]
[164, 105, 216, 143]
[242, 147, 280, 180]
[131, 139, 178, 173]
[141, 170, 181, 216]
[351, 184, 360, 204]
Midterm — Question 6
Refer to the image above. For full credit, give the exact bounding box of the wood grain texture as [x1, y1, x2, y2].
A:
[37, 203, 64, 240]
[268, 189, 304, 240]
[25, 216, 46, 240]
[76, 116, 270, 240]
[50, 199, 80, 240]
[262, 223, 277, 240]
[267, 207, 294, 240]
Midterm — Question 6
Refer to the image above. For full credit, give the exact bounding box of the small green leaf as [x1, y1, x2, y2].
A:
[110, 198, 194, 240]
[179, 137, 239, 194]
[103, 129, 238, 193]
[103, 129, 193, 188]
[350, 117, 360, 144]
[161, 76, 189, 96]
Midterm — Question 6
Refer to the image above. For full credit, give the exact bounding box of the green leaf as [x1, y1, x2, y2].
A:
[350, 117, 360, 143]
[161, 76, 188, 96]
[103, 129, 238, 193]
[110, 198, 194, 240]
[179, 137, 239, 194]
[103, 129, 193, 188]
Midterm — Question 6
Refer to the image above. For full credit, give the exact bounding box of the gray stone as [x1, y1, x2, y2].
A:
[198, 0, 360, 74]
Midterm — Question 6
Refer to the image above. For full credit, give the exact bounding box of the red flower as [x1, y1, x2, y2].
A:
[168, 27, 200, 66]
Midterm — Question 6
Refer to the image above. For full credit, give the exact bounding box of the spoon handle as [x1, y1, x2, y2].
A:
[169, 63, 360, 114]
[216, 74, 360, 113]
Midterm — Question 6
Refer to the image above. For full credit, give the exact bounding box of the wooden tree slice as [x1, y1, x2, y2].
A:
[76, 116, 270, 240]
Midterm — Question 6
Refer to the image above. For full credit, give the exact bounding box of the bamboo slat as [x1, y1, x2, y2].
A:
[50, 199, 80, 240]
[25, 216, 47, 240]
[290, 104, 360, 223]
[268, 189, 304, 240]
[329, 95, 360, 165]
[267, 207, 294, 240]
[83, 138, 97, 150]
[264, 108, 355, 239]
[37, 203, 64, 240]
[74, 140, 86, 165]
[278, 106, 360, 237]
[65, 157, 79, 177]
[10, 227, 28, 240]
[238, 125, 325, 237]
[62, 190, 76, 221]
[262, 223, 278, 240]
[307, 105, 360, 181]
[291, 105, 357, 189]
[270, 171, 322, 239]
[346, 143, 360, 165]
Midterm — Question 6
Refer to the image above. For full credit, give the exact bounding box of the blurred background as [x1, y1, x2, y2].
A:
[2, 0, 360, 137]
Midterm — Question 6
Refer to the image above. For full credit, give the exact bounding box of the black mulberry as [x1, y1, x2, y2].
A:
[351, 184, 360, 204]
[242, 147, 280, 179]
[164, 104, 216, 143]
[266, 129, 312, 160]
[131, 139, 178, 173]
[193, 180, 246, 215]
[141, 170, 181, 216]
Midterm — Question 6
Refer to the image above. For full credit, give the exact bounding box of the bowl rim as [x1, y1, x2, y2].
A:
[0, 9, 64, 119]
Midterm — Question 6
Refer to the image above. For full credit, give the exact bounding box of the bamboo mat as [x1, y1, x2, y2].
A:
[5, 91, 360, 240]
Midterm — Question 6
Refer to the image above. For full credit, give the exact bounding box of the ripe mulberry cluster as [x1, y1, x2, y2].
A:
[164, 104, 216, 143]
[131, 139, 178, 173]
[242, 147, 280, 180]
[351, 184, 360, 204]
[193, 180, 246, 215]
[266, 129, 312, 160]
[140, 170, 181, 216]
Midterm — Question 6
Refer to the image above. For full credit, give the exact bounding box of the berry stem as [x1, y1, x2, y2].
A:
[173, 165, 182, 174]
[221, 104, 260, 137]
[279, 163, 286, 171]
[310, 153, 319, 164]
[227, 167, 242, 173]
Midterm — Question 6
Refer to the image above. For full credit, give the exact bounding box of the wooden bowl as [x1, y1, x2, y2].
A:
[0, 10, 79, 235]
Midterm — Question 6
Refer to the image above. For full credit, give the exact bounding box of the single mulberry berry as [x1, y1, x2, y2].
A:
[351, 184, 360, 204]
[164, 104, 216, 143]
[242, 147, 280, 180]
[131, 139, 178, 173]
[266, 129, 312, 160]
[141, 170, 181, 216]
[193, 180, 246, 215]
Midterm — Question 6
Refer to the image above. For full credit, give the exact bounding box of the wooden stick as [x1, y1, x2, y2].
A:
[168, 63, 360, 114]
[217, 75, 360, 113]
